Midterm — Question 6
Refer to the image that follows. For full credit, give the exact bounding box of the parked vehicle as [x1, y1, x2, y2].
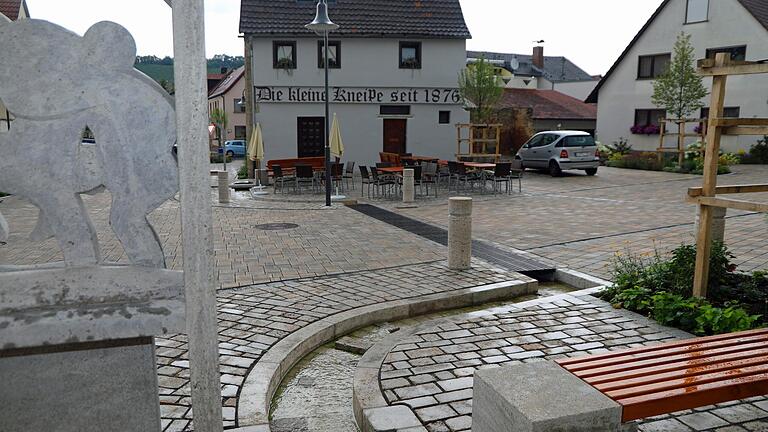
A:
[516, 131, 600, 176]
[218, 140, 246, 157]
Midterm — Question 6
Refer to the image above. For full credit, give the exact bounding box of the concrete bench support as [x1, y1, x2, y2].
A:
[472, 362, 633, 432]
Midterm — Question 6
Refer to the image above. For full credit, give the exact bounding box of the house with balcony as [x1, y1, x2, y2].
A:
[239, 0, 471, 163]
[0, 0, 30, 133]
[587, 0, 768, 152]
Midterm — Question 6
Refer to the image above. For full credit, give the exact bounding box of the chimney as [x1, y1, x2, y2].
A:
[532, 46, 544, 69]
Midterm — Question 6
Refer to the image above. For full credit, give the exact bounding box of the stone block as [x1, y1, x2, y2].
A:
[363, 405, 422, 432]
[0, 338, 161, 432]
[472, 361, 623, 432]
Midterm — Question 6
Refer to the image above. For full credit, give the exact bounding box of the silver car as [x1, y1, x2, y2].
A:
[517, 131, 600, 177]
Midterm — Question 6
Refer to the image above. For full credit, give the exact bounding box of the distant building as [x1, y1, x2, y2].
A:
[467, 48, 600, 101]
[208, 66, 246, 142]
[207, 68, 230, 95]
[587, 0, 768, 152]
[239, 0, 471, 164]
[0, 0, 29, 133]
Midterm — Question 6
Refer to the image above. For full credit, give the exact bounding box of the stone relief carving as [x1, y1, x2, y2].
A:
[0, 19, 178, 268]
[0, 20, 185, 349]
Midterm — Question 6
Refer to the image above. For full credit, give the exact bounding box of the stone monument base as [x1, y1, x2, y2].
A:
[0, 337, 161, 432]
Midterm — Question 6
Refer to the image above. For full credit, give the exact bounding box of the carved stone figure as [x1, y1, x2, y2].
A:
[0, 19, 178, 268]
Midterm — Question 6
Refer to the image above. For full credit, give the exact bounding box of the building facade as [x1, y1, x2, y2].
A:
[467, 48, 600, 101]
[0, 0, 30, 133]
[207, 66, 246, 143]
[239, 0, 471, 164]
[588, 0, 768, 152]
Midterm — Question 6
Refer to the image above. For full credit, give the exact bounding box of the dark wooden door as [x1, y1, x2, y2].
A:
[297, 117, 325, 157]
[383, 119, 407, 154]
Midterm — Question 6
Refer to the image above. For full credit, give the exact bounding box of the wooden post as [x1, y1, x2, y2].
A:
[692, 53, 729, 298]
[171, 0, 224, 430]
[658, 120, 666, 164]
[678, 120, 685, 167]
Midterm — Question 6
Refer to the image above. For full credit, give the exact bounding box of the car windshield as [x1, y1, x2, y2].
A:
[563, 136, 595, 147]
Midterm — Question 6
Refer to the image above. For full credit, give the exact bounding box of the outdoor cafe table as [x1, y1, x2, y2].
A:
[462, 162, 496, 169]
[378, 166, 404, 174]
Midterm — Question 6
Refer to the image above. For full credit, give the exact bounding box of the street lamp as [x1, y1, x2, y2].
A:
[306, 0, 339, 207]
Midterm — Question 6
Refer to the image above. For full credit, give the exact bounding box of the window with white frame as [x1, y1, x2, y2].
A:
[686, 0, 709, 24]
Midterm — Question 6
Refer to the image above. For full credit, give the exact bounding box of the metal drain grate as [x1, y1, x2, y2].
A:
[255, 223, 300, 231]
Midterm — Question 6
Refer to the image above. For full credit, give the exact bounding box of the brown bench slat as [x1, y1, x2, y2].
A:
[607, 363, 768, 400]
[587, 347, 768, 388]
[569, 339, 768, 379]
[559, 332, 768, 373]
[556, 328, 768, 367]
[617, 373, 768, 422]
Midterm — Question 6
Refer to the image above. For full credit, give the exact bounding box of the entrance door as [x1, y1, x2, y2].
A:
[297, 117, 325, 157]
[383, 119, 407, 154]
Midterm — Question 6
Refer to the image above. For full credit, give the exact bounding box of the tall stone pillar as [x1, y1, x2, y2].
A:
[448, 197, 472, 270]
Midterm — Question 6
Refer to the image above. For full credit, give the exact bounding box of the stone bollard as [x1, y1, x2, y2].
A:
[218, 171, 230, 204]
[402, 168, 415, 203]
[695, 206, 727, 242]
[448, 197, 472, 270]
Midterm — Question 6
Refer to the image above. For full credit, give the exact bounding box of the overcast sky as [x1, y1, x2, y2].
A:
[25, 0, 665, 75]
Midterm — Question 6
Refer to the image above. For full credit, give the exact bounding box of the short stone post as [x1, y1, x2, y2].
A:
[218, 171, 230, 204]
[403, 168, 415, 203]
[448, 197, 472, 270]
[695, 206, 727, 242]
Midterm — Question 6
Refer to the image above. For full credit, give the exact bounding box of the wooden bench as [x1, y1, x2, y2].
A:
[556, 328, 768, 423]
[267, 157, 325, 175]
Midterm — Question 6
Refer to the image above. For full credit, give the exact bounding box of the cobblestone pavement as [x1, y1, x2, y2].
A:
[377, 293, 768, 432]
[0, 191, 444, 288]
[155, 259, 517, 430]
[375, 165, 768, 280]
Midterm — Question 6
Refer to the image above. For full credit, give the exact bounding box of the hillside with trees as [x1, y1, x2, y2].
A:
[135, 54, 245, 84]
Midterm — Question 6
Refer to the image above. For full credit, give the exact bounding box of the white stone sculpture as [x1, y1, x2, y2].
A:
[0, 19, 178, 268]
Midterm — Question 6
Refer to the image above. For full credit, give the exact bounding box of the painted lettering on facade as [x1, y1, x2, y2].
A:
[254, 86, 462, 104]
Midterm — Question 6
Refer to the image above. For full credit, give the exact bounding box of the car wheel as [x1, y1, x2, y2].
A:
[585, 168, 598, 176]
[548, 161, 562, 177]
[226, 150, 235, 157]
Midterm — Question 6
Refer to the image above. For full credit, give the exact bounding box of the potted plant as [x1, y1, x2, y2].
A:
[276, 57, 294, 70]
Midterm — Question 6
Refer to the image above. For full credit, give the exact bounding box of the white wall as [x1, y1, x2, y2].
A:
[250, 37, 469, 164]
[595, 0, 768, 152]
[554, 80, 600, 101]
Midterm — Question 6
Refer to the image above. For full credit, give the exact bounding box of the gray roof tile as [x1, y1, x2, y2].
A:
[240, 0, 471, 39]
[467, 50, 595, 83]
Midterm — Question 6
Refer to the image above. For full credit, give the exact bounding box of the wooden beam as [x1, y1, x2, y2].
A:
[710, 118, 768, 127]
[697, 63, 768, 76]
[723, 126, 768, 136]
[688, 184, 768, 197]
[693, 53, 729, 299]
[696, 197, 768, 213]
[171, 0, 224, 430]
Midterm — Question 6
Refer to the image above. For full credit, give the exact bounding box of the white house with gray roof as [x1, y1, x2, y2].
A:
[239, 0, 471, 164]
[587, 0, 768, 153]
[468, 48, 600, 101]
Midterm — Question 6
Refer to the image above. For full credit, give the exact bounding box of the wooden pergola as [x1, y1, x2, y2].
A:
[657, 117, 707, 166]
[456, 123, 502, 162]
[689, 53, 768, 298]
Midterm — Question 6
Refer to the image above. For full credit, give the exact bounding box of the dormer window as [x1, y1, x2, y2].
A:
[685, 0, 709, 24]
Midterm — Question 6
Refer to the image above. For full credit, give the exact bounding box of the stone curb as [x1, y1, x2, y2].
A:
[236, 277, 538, 430]
[351, 271, 696, 432]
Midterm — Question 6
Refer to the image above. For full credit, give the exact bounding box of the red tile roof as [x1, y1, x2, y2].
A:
[499, 89, 597, 120]
[208, 66, 244, 99]
[0, 0, 22, 20]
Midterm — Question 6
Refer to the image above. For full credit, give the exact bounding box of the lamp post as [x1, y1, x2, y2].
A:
[306, 0, 339, 207]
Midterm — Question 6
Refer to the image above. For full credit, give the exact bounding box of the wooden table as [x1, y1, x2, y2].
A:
[463, 162, 496, 169]
[377, 166, 404, 174]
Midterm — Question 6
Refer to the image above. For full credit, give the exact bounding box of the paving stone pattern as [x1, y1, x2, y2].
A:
[379, 294, 768, 432]
[154, 260, 517, 431]
[0, 191, 444, 288]
[381, 166, 768, 281]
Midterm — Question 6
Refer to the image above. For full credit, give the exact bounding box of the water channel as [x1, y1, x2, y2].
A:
[269, 282, 577, 432]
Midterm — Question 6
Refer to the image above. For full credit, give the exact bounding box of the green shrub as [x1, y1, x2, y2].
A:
[237, 164, 248, 180]
[740, 136, 768, 164]
[599, 243, 766, 335]
[210, 153, 233, 164]
[606, 152, 668, 171]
